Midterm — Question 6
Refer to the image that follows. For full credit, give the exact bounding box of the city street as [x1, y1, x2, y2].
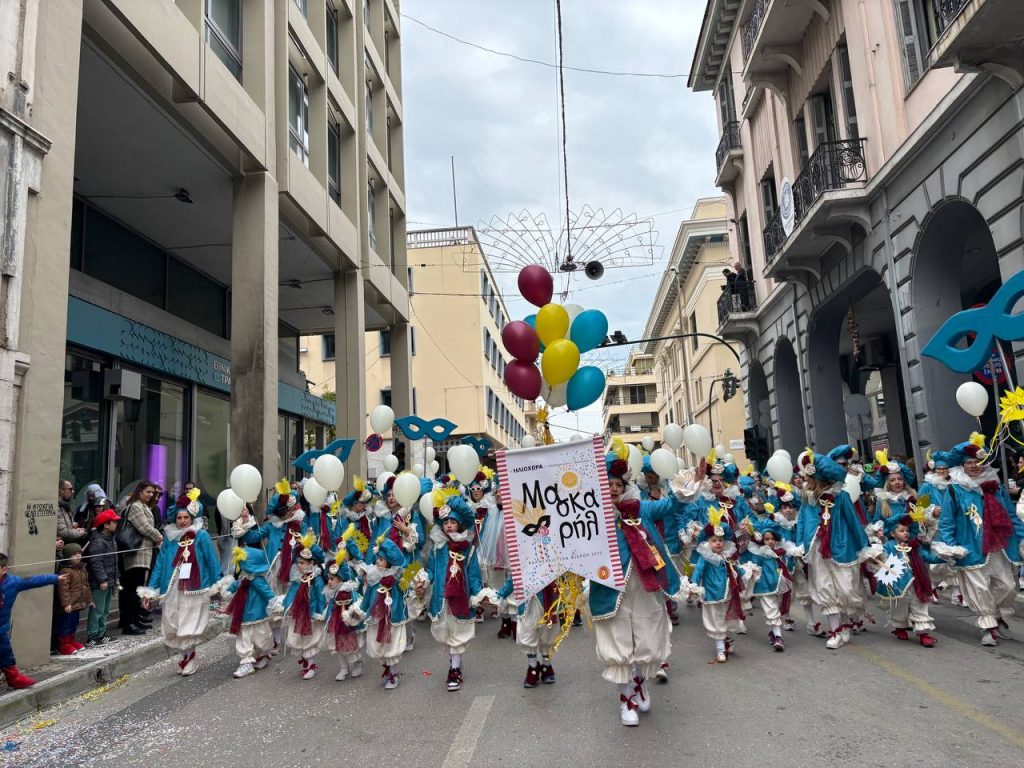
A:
[6, 601, 1023, 768]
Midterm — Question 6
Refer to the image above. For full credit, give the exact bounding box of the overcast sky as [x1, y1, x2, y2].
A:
[401, 0, 720, 437]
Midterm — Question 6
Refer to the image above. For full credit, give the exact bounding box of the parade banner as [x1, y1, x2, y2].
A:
[496, 436, 625, 602]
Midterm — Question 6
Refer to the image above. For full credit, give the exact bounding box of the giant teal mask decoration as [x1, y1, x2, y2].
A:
[292, 438, 356, 473]
[462, 435, 493, 458]
[395, 415, 458, 441]
[922, 270, 1024, 374]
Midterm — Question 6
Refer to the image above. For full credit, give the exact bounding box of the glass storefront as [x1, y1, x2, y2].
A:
[195, 391, 231, 534]
[60, 354, 108, 506]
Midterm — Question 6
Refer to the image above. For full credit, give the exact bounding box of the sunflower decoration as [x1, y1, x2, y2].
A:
[999, 387, 1024, 423]
[480, 466, 496, 483]
[340, 521, 368, 555]
[910, 494, 931, 525]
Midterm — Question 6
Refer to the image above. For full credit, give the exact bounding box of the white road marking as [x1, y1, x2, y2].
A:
[440, 695, 495, 768]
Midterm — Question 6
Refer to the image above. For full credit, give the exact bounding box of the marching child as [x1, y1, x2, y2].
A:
[278, 532, 326, 680]
[872, 515, 943, 647]
[340, 477, 375, 564]
[55, 544, 90, 655]
[323, 554, 364, 681]
[1, 553, 64, 689]
[496, 576, 561, 688]
[221, 546, 277, 679]
[349, 538, 409, 689]
[744, 518, 795, 651]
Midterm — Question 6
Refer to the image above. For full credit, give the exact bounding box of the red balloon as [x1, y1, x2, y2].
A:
[501, 320, 540, 362]
[518, 265, 554, 308]
[504, 360, 542, 400]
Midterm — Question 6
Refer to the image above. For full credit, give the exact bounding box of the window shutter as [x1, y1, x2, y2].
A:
[895, 0, 924, 90]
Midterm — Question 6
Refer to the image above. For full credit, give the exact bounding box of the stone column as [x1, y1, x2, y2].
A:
[230, 172, 279, 502]
[335, 269, 366, 480]
[389, 321, 413, 469]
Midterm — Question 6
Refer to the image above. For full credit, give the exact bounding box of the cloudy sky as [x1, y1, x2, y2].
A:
[401, 0, 720, 436]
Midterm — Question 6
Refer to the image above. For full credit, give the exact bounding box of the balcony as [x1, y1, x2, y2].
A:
[763, 138, 871, 280]
[715, 121, 743, 187]
[929, 0, 1024, 88]
[741, 0, 831, 82]
[716, 284, 760, 341]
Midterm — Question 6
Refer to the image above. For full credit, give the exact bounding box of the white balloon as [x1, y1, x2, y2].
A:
[956, 381, 989, 417]
[216, 488, 246, 521]
[369, 404, 396, 434]
[682, 424, 713, 457]
[627, 444, 644, 480]
[383, 454, 400, 473]
[429, 460, 440, 475]
[313, 454, 345, 491]
[412, 463, 424, 478]
[376, 471, 394, 493]
[570, 433, 583, 441]
[662, 423, 684, 450]
[541, 381, 567, 408]
[302, 478, 328, 508]
[651, 448, 679, 479]
[447, 444, 480, 485]
[564, 303, 584, 323]
[521, 435, 537, 448]
[641, 436, 656, 452]
[677, 457, 687, 473]
[419, 491, 435, 518]
[230, 464, 263, 503]
[715, 444, 726, 456]
[724, 453, 735, 464]
[766, 453, 794, 484]
[426, 447, 436, 464]
[392, 472, 422, 509]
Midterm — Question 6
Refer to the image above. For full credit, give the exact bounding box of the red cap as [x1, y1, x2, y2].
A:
[93, 509, 121, 528]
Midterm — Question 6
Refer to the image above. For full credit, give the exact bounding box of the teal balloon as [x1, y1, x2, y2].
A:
[524, 314, 545, 353]
[570, 309, 609, 353]
[566, 366, 606, 411]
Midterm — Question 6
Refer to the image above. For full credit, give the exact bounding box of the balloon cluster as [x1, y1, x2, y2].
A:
[502, 265, 609, 412]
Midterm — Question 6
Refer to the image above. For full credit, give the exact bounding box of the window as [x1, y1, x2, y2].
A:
[379, 328, 391, 356]
[689, 312, 699, 352]
[365, 81, 374, 134]
[407, 266, 414, 294]
[364, 0, 371, 30]
[810, 91, 837, 148]
[483, 328, 491, 357]
[380, 388, 392, 407]
[412, 387, 417, 414]
[326, 3, 339, 75]
[288, 65, 310, 165]
[328, 121, 341, 204]
[322, 334, 336, 361]
[410, 326, 417, 356]
[893, 0, 930, 92]
[294, 0, 308, 17]
[486, 387, 494, 419]
[794, 116, 809, 166]
[738, 213, 753, 272]
[760, 178, 778, 222]
[836, 44, 859, 139]
[205, 0, 242, 81]
[717, 76, 735, 126]
[628, 385, 648, 405]
[367, 182, 377, 250]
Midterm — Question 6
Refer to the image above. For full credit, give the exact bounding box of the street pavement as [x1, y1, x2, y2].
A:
[4, 600, 1024, 768]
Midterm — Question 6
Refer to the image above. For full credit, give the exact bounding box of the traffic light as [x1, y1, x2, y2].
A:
[394, 440, 407, 472]
[722, 368, 740, 401]
[744, 425, 771, 470]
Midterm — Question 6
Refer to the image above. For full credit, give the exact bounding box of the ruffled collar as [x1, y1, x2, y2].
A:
[721, 486, 740, 500]
[696, 540, 736, 565]
[950, 465, 1000, 492]
[873, 488, 911, 503]
[341, 506, 368, 523]
[923, 472, 951, 490]
[745, 542, 780, 558]
[269, 508, 305, 528]
[371, 501, 392, 520]
[163, 522, 201, 541]
[362, 564, 401, 587]
[805, 482, 843, 503]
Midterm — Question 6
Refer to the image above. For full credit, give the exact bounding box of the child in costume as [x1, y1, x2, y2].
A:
[744, 517, 796, 651]
[871, 515, 943, 647]
[340, 477, 376, 564]
[496, 576, 561, 688]
[221, 546, 277, 678]
[277, 532, 327, 679]
[1, 553, 63, 689]
[323, 554, 364, 681]
[413, 493, 495, 692]
[348, 538, 409, 689]
[932, 434, 1024, 646]
[919, 450, 962, 605]
[642, 457, 681, 629]
[466, 469, 503, 624]
[305, 494, 344, 553]
[138, 499, 222, 676]
[372, 476, 424, 559]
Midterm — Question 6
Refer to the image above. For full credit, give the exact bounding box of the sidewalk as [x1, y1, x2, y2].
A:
[0, 617, 224, 728]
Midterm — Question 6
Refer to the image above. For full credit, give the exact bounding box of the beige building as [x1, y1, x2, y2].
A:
[300, 226, 529, 473]
[691, 0, 1024, 464]
[2, 0, 409, 667]
[602, 353, 659, 449]
[642, 198, 748, 466]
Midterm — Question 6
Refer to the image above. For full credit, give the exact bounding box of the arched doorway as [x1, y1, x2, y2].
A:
[773, 337, 806, 456]
[748, 358, 772, 448]
[913, 199, 1003, 451]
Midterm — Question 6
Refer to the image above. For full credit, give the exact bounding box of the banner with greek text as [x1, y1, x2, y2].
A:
[496, 436, 625, 602]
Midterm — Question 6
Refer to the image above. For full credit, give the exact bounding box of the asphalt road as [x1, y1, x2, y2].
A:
[5, 600, 1024, 768]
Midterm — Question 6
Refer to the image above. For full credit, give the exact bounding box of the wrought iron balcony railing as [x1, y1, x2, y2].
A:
[933, 0, 970, 31]
[715, 121, 742, 171]
[742, 0, 769, 61]
[717, 282, 758, 326]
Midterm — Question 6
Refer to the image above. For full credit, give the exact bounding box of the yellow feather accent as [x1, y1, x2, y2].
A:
[874, 449, 889, 468]
[432, 485, 461, 510]
[925, 448, 933, 465]
[764, 502, 775, 515]
[774, 481, 792, 493]
[707, 505, 725, 529]
[339, 522, 369, 555]
[969, 431, 986, 448]
[334, 547, 348, 565]
[231, 546, 247, 570]
[481, 466, 495, 481]
[186, 488, 201, 502]
[610, 437, 628, 460]
[330, 499, 341, 515]
[299, 530, 316, 551]
[353, 475, 366, 493]
[707, 447, 717, 465]
[375, 533, 386, 546]
[399, 561, 423, 592]
[745, 464, 755, 476]
[275, 478, 291, 496]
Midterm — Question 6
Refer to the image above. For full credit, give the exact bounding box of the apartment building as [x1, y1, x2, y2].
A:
[690, 0, 1024, 462]
[602, 353, 659, 449]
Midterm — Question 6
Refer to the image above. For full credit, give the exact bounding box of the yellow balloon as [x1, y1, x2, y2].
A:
[535, 303, 570, 346]
[541, 339, 580, 386]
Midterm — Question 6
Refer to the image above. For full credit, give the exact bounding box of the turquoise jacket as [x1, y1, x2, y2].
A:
[918, 474, 954, 519]
[282, 570, 328, 617]
[875, 539, 944, 599]
[936, 468, 1024, 568]
[794, 486, 871, 566]
[423, 540, 483, 620]
[304, 508, 346, 550]
[742, 542, 793, 596]
[358, 569, 409, 625]
[642, 486, 681, 554]
[225, 574, 277, 625]
[690, 542, 740, 604]
[147, 527, 221, 595]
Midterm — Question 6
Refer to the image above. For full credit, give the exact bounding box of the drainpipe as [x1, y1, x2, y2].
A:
[790, 283, 812, 447]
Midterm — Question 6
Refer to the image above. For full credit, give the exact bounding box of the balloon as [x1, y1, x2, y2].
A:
[677, 457, 687, 473]
[376, 471, 394, 492]
[383, 454, 399, 473]
[662, 423, 684, 450]
[313, 454, 345, 491]
[369, 404, 395, 434]
[627, 443, 644, 480]
[501, 321, 540, 363]
[715, 444, 726, 456]
[564, 303, 584, 324]
[392, 472, 422, 509]
[230, 464, 263, 503]
[447, 444, 480, 485]
[426, 447, 436, 463]
[541, 381, 567, 408]
[683, 424, 713, 457]
[641, 436, 656, 452]
[216, 488, 245, 521]
[429, 460, 440, 475]
[542, 339, 581, 387]
[412, 463, 424, 478]
[521, 435, 537, 448]
[518, 264, 554, 308]
[504, 360, 543, 400]
[419, 492, 435, 518]
[570, 433, 583, 441]
[565, 365, 605, 410]
[767, 453, 793, 483]
[524, 314, 545, 353]
[569, 309, 609, 354]
[302, 478, 328, 508]
[651, 448, 679, 479]
[536, 303, 570, 346]
[724, 453, 735, 464]
[956, 381, 989, 417]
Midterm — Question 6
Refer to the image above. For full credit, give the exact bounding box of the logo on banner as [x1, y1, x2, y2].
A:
[497, 436, 625, 602]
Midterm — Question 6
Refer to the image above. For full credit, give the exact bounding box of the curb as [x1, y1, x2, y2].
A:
[0, 617, 225, 729]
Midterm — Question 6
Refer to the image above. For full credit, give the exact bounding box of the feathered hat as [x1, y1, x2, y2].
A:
[437, 494, 474, 531]
[606, 455, 630, 482]
[950, 432, 989, 466]
[269, 478, 299, 516]
[700, 505, 732, 541]
[707, 447, 725, 476]
[828, 444, 856, 464]
[872, 449, 916, 487]
[738, 475, 756, 497]
[773, 481, 796, 506]
[234, 546, 269, 575]
[468, 467, 495, 493]
[297, 530, 318, 562]
[797, 450, 847, 484]
[926, 449, 953, 470]
[376, 538, 405, 568]
[641, 455, 656, 476]
[343, 476, 375, 508]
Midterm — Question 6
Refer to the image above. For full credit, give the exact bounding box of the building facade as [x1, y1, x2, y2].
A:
[299, 226, 529, 475]
[602, 353, 659, 449]
[642, 198, 749, 465]
[690, 0, 1024, 466]
[4, 0, 409, 666]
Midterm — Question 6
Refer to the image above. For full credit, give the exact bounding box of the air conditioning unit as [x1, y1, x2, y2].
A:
[860, 337, 890, 369]
[103, 369, 142, 401]
[629, 425, 642, 432]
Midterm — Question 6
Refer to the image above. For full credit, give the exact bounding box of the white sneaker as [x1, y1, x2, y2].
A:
[384, 671, 400, 689]
[254, 655, 270, 670]
[181, 654, 198, 676]
[735, 620, 748, 635]
[715, 652, 727, 663]
[302, 663, 317, 680]
[806, 622, 825, 637]
[349, 661, 363, 678]
[233, 662, 255, 679]
[620, 699, 639, 727]
[336, 664, 349, 681]
[825, 633, 843, 650]
[633, 679, 651, 713]
[655, 665, 668, 683]
[981, 630, 998, 647]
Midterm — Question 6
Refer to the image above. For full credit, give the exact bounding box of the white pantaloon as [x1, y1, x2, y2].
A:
[806, 545, 861, 617]
[701, 600, 742, 640]
[285, 619, 325, 659]
[884, 593, 935, 632]
[161, 587, 211, 651]
[593, 571, 670, 684]
[758, 593, 783, 627]
[234, 620, 274, 665]
[430, 606, 476, 655]
[365, 620, 407, 665]
[516, 596, 560, 656]
[956, 552, 1017, 630]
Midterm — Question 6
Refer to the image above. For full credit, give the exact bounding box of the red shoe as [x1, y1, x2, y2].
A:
[71, 639, 86, 652]
[523, 664, 540, 688]
[2, 665, 37, 689]
[891, 628, 910, 641]
[918, 633, 937, 648]
[497, 618, 514, 639]
[57, 635, 77, 656]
